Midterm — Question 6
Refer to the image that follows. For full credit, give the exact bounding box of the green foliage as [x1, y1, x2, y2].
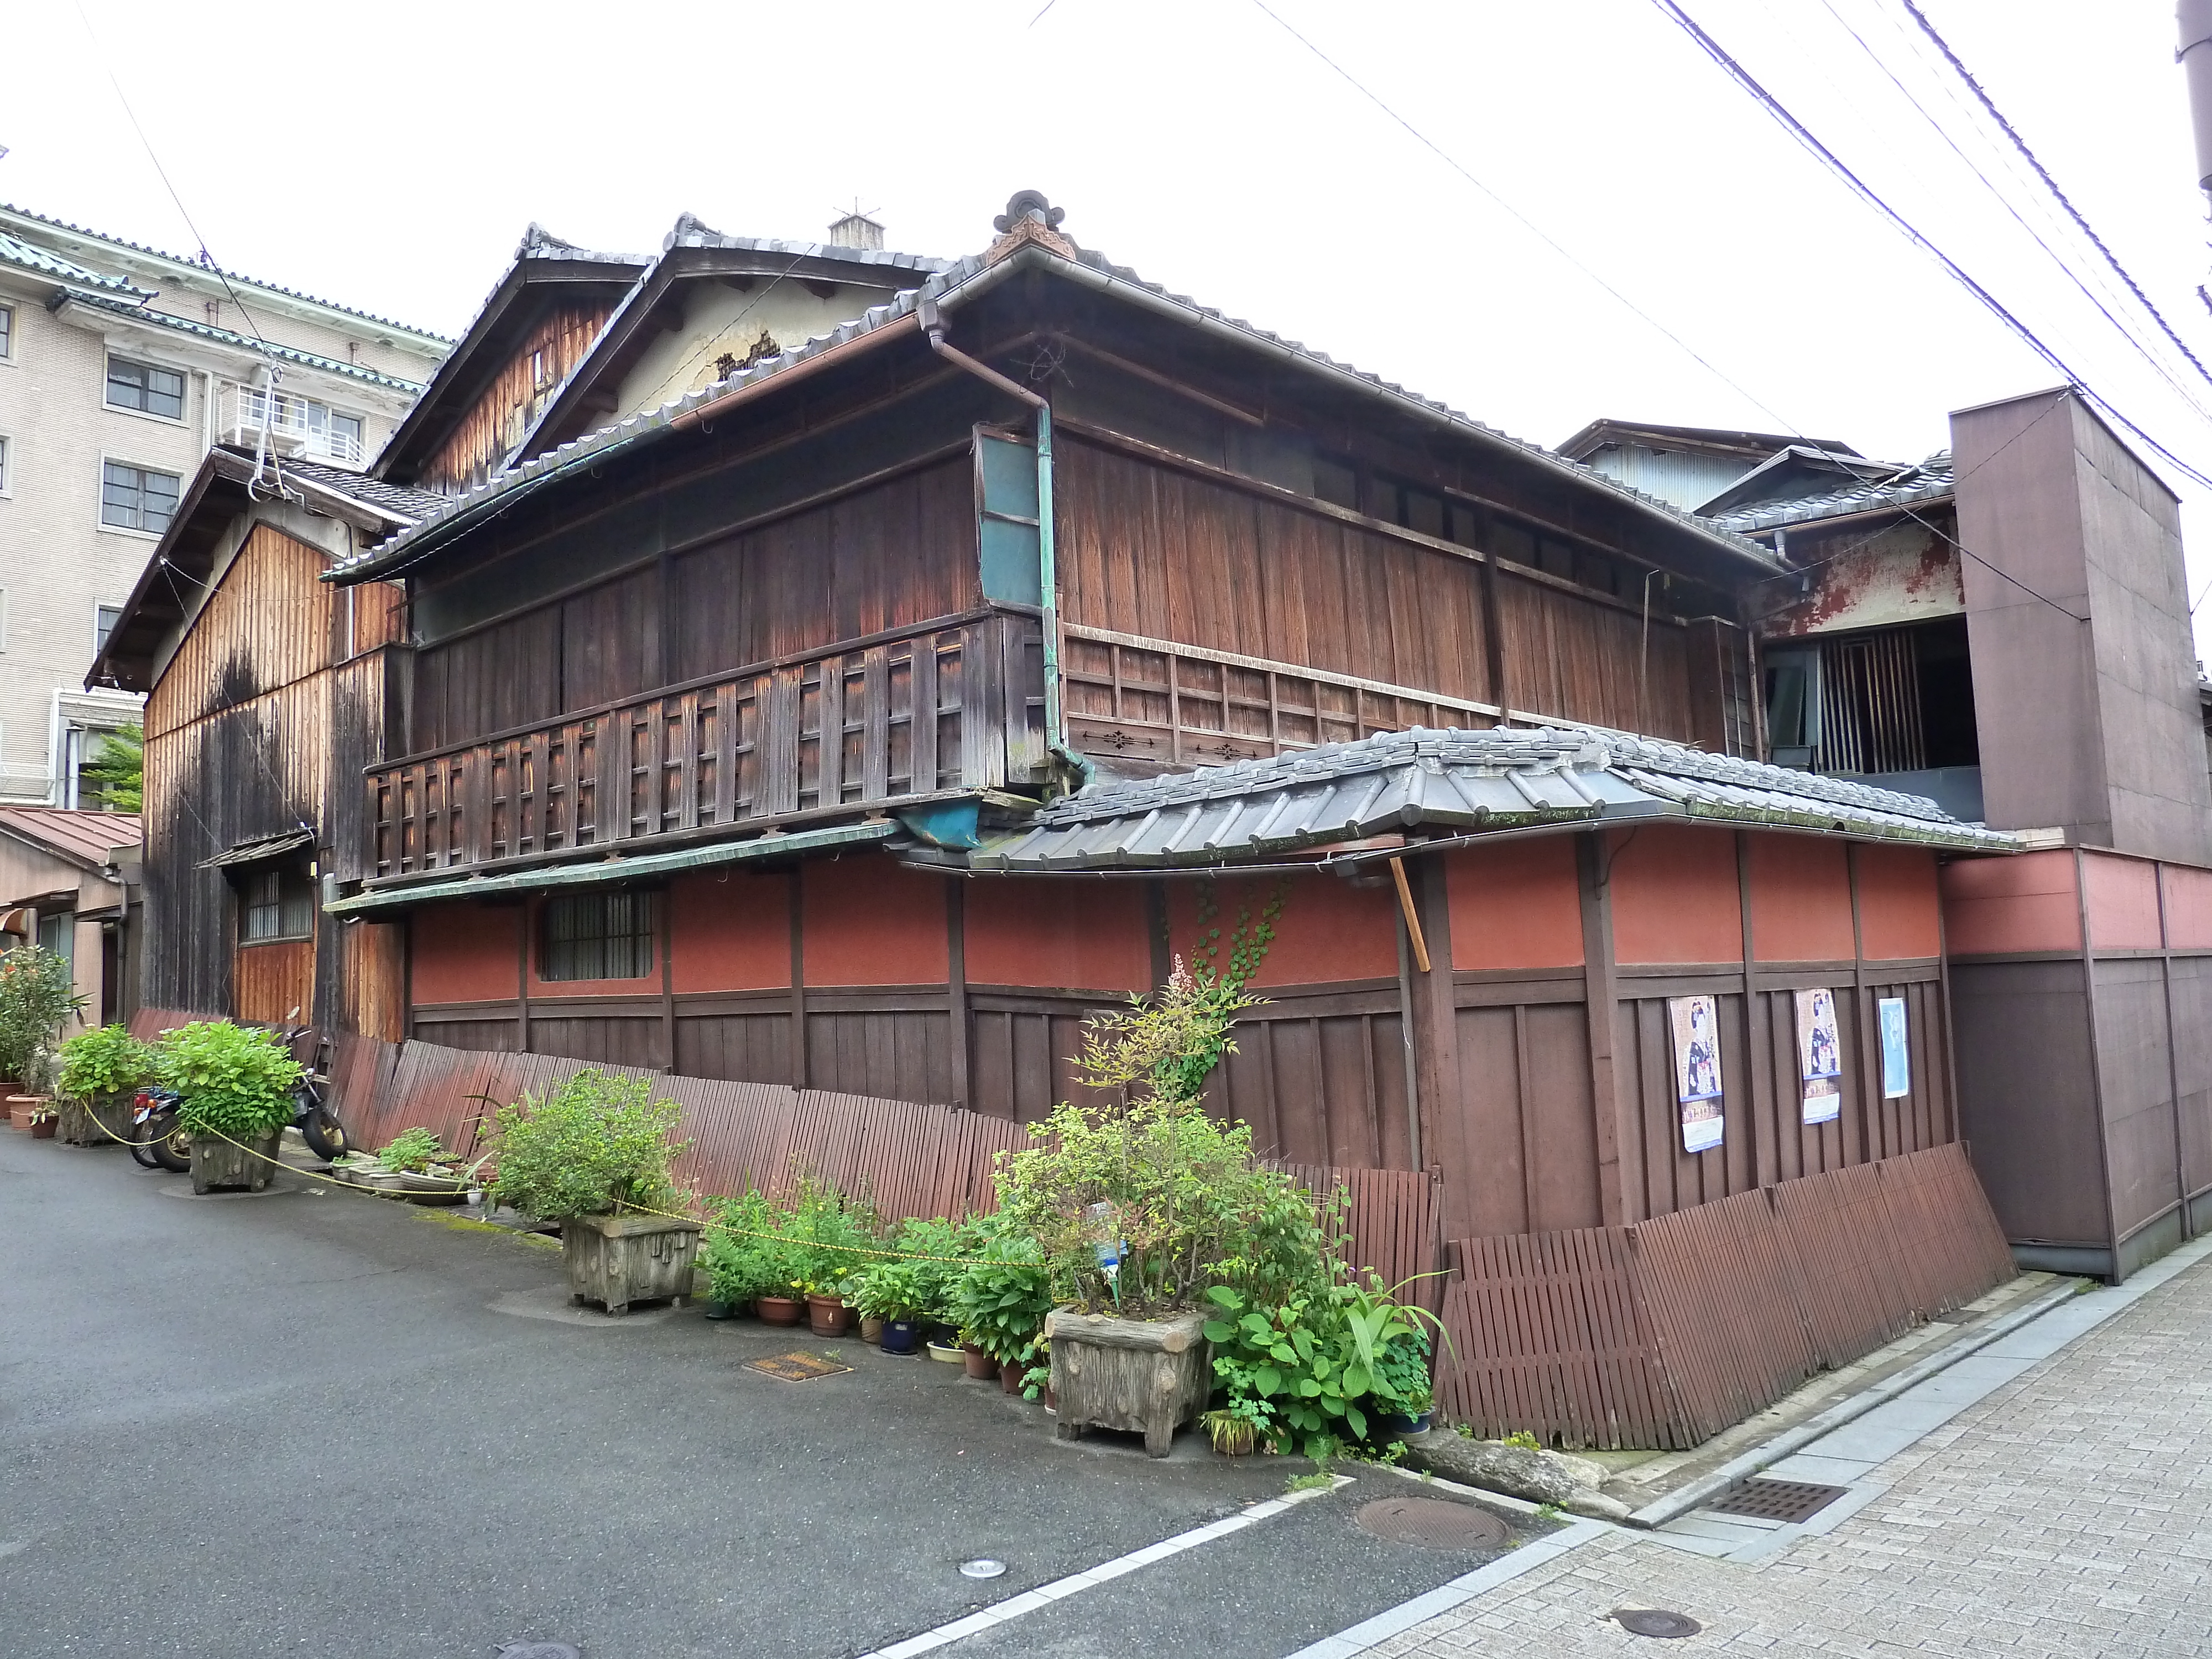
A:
[781, 1173, 881, 1295]
[947, 1225, 1056, 1364]
[1202, 1277, 1444, 1458]
[1191, 874, 1288, 994]
[1285, 1471, 1336, 1493]
[1502, 1430, 1541, 1453]
[81, 723, 144, 812]
[1075, 958, 1253, 1112]
[702, 1189, 784, 1305]
[844, 1256, 928, 1321]
[157, 1020, 302, 1139]
[375, 1128, 447, 1173]
[56, 1023, 153, 1102]
[0, 947, 87, 1084]
[487, 1070, 688, 1222]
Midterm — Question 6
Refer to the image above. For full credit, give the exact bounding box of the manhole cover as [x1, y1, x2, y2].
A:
[1354, 1496, 1510, 1550]
[959, 1558, 1007, 1579]
[743, 1352, 853, 1383]
[495, 1645, 581, 1659]
[1709, 1477, 1848, 1525]
[1610, 1608, 1702, 1639]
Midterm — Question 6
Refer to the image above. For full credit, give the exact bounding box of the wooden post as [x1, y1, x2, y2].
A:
[947, 878, 970, 1109]
[1577, 831, 1630, 1228]
[2156, 862, 2190, 1239]
[1406, 852, 1467, 1238]
[789, 867, 808, 1090]
[517, 899, 533, 1054]
[1475, 507, 1508, 716]
[1146, 879, 1171, 989]
[659, 888, 677, 1073]
[1848, 844, 1872, 1165]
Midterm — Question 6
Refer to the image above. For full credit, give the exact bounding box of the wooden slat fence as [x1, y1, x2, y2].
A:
[1433, 1142, 2015, 1450]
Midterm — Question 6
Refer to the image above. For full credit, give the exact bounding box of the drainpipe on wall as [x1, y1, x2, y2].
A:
[2181, 0, 2212, 199]
[919, 298, 1093, 790]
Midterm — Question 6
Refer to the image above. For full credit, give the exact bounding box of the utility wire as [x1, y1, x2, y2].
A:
[1250, 0, 2090, 623]
[1647, 0, 2212, 502]
[1898, 0, 2212, 392]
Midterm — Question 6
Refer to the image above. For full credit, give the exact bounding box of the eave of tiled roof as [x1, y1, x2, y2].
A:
[1709, 453, 1957, 534]
[56, 290, 426, 393]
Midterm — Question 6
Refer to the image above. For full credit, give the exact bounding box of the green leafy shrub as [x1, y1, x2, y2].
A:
[702, 1188, 784, 1304]
[782, 1172, 880, 1295]
[157, 1021, 303, 1139]
[487, 1070, 689, 1222]
[375, 1128, 446, 1173]
[1202, 1277, 1446, 1458]
[947, 1225, 1056, 1363]
[845, 1257, 928, 1322]
[0, 946, 87, 1086]
[56, 1023, 153, 1102]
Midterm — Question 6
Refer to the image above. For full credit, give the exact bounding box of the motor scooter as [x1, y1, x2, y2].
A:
[128, 1085, 191, 1172]
[278, 1014, 348, 1162]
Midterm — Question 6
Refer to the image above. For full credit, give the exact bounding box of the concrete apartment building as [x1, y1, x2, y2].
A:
[0, 204, 447, 804]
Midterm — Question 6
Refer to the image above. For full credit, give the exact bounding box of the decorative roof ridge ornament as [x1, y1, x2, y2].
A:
[986, 190, 1077, 263]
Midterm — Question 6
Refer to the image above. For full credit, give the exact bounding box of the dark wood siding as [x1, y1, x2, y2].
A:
[417, 303, 613, 495]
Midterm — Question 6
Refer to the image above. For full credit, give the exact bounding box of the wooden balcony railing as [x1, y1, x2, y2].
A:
[367, 611, 1044, 880]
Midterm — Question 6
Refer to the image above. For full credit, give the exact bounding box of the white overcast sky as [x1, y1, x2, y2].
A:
[12, 1, 2212, 646]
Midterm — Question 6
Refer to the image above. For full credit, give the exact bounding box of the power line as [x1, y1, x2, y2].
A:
[1248, 0, 2091, 624]
[1647, 0, 2212, 501]
[1897, 0, 2212, 392]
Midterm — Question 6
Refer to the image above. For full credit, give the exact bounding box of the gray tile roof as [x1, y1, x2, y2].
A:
[0, 228, 148, 295]
[1708, 452, 1955, 534]
[255, 453, 443, 522]
[662, 210, 952, 278]
[58, 290, 426, 392]
[967, 725, 2016, 870]
[330, 231, 1787, 584]
[0, 202, 451, 342]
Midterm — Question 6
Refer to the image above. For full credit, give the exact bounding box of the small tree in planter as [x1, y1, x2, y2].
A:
[995, 962, 1334, 1455]
[488, 1071, 697, 1316]
[158, 1021, 302, 1193]
[54, 1024, 154, 1146]
[0, 946, 87, 1097]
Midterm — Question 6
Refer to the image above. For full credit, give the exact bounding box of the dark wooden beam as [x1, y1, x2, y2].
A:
[947, 878, 969, 1109]
[789, 869, 808, 1090]
[1407, 852, 1467, 1238]
[1578, 831, 1631, 1228]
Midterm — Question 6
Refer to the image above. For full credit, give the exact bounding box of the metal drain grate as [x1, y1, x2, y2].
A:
[1354, 1496, 1510, 1550]
[1709, 1478, 1848, 1524]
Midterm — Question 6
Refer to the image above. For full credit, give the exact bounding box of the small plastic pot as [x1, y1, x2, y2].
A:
[702, 1298, 734, 1321]
[860, 1316, 886, 1344]
[1383, 1410, 1433, 1436]
[925, 1340, 964, 1365]
[879, 1317, 921, 1355]
[757, 1295, 805, 1326]
[962, 1345, 998, 1381]
[30, 1118, 58, 1140]
[999, 1361, 1026, 1396]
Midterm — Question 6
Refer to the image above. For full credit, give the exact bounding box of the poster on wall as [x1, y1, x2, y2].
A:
[1879, 996, 1911, 1099]
[1794, 988, 1843, 1125]
[1668, 994, 1725, 1154]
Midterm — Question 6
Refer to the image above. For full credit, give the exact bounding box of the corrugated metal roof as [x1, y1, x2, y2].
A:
[330, 230, 1787, 585]
[1709, 452, 1955, 534]
[0, 807, 142, 871]
[0, 229, 147, 295]
[57, 290, 427, 392]
[0, 201, 451, 342]
[968, 726, 2016, 870]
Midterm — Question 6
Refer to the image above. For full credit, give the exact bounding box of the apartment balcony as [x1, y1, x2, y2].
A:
[363, 612, 1046, 883]
[218, 384, 367, 470]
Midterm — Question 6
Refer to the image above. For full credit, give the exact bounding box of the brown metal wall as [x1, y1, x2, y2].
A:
[1432, 1143, 2015, 1448]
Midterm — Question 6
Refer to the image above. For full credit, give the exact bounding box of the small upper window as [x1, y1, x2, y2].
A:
[0, 303, 13, 360]
[101, 462, 180, 535]
[241, 865, 315, 943]
[0, 435, 9, 495]
[95, 604, 123, 656]
[106, 356, 186, 420]
[539, 890, 655, 982]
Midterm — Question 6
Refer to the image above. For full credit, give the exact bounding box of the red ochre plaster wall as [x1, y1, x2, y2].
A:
[670, 870, 790, 993]
[1856, 844, 1943, 959]
[1444, 839, 1583, 971]
[963, 877, 1151, 992]
[410, 902, 520, 1004]
[1747, 835, 1855, 962]
[1162, 870, 1400, 987]
[2163, 863, 2212, 950]
[1939, 848, 2080, 957]
[1608, 825, 1743, 966]
[2081, 852, 2163, 951]
[801, 856, 948, 986]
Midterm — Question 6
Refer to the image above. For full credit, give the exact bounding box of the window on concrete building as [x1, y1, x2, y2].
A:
[100, 461, 180, 535]
[239, 866, 315, 943]
[539, 890, 655, 982]
[105, 356, 186, 420]
[0, 302, 13, 360]
[0, 434, 10, 494]
[94, 605, 122, 658]
[36, 910, 74, 969]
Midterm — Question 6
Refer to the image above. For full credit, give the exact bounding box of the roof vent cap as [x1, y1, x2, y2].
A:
[826, 205, 885, 251]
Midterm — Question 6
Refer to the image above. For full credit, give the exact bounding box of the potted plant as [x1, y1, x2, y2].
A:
[488, 1070, 698, 1316]
[851, 1259, 926, 1353]
[25, 1099, 59, 1140]
[158, 1021, 302, 1194]
[54, 1024, 154, 1147]
[701, 1189, 778, 1319]
[785, 1173, 872, 1336]
[0, 947, 87, 1102]
[948, 1227, 1056, 1387]
[997, 963, 1322, 1456]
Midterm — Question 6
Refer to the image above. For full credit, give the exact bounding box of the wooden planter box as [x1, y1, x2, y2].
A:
[1045, 1308, 1212, 1457]
[563, 1212, 705, 1316]
[190, 1126, 285, 1193]
[59, 1094, 134, 1147]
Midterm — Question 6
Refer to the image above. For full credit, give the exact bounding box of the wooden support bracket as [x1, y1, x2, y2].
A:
[1390, 857, 1431, 973]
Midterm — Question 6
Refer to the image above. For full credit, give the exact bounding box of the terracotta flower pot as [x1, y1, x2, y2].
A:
[806, 1293, 852, 1338]
[1000, 1360, 1025, 1395]
[30, 1118, 57, 1140]
[860, 1316, 886, 1344]
[962, 1345, 998, 1381]
[757, 1295, 805, 1326]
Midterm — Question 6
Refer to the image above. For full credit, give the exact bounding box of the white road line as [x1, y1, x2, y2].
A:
[853, 1476, 1355, 1659]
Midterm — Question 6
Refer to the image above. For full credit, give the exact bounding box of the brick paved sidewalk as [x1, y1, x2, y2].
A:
[1366, 1255, 2212, 1658]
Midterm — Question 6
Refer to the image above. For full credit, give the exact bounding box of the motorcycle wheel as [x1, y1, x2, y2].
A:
[299, 1105, 347, 1162]
[129, 1133, 163, 1170]
[149, 1114, 192, 1173]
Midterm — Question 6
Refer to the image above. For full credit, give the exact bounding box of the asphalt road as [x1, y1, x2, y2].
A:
[0, 1129, 1528, 1658]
